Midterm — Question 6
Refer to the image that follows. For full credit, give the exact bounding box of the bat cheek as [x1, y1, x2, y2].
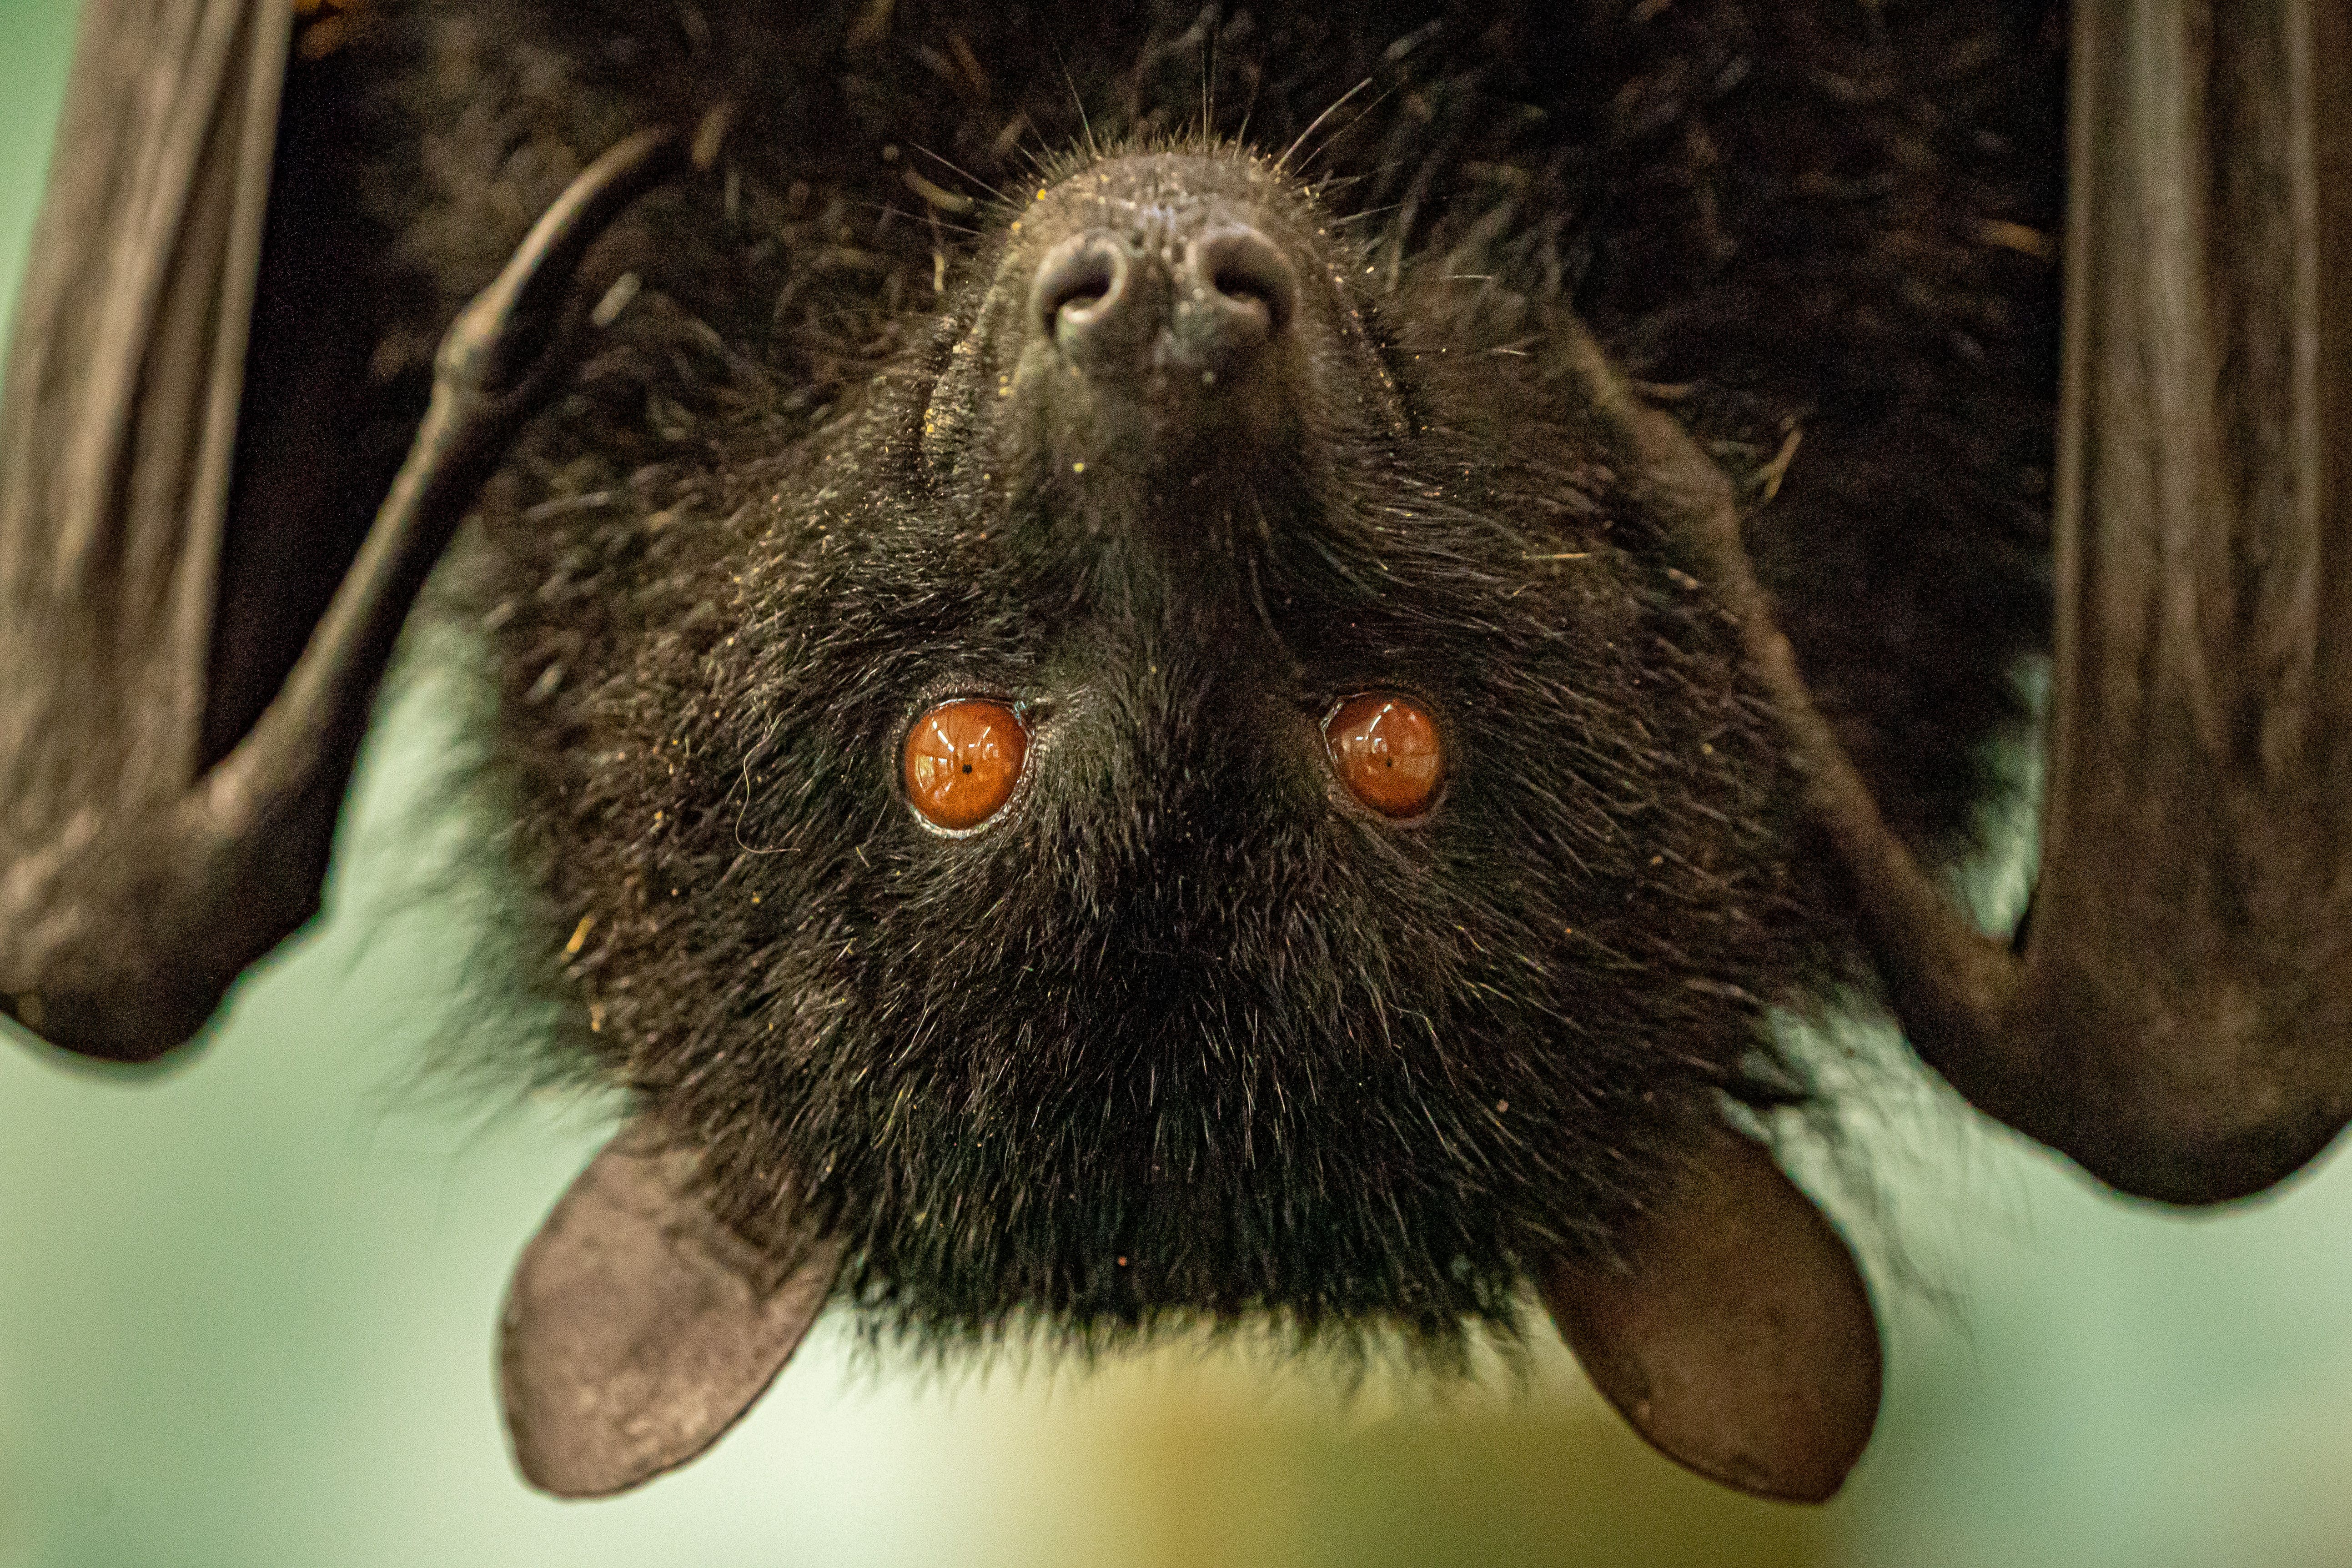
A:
[1323, 693, 1446, 820]
[903, 699, 1030, 832]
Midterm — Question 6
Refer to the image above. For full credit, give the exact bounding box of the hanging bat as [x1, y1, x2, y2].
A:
[4, 0, 2347, 1508]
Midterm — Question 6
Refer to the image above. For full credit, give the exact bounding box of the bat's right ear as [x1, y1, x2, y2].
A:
[499, 1120, 844, 1498]
[1541, 1120, 1882, 1503]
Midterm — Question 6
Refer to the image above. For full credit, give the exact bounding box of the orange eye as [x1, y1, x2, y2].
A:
[904, 699, 1027, 829]
[1325, 693, 1444, 818]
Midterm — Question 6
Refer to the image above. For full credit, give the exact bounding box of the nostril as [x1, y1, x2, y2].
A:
[1192, 227, 1297, 335]
[1048, 258, 1114, 322]
[1031, 235, 1127, 342]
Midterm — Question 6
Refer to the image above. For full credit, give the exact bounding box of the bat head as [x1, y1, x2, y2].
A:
[492, 138, 1879, 1499]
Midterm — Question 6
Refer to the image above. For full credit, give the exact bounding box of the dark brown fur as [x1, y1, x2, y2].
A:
[315, 0, 2058, 1357]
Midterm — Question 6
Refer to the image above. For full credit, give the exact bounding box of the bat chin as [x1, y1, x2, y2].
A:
[816, 1090, 1554, 1354]
[504, 1017, 1884, 1504]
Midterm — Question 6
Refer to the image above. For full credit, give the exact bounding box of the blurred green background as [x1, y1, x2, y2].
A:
[8, 5, 2352, 1564]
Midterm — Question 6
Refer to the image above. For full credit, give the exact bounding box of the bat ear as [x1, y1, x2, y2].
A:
[1539, 1120, 1881, 1503]
[499, 1119, 844, 1498]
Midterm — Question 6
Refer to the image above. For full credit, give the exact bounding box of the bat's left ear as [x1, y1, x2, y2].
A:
[499, 1119, 844, 1498]
[1540, 1120, 1881, 1503]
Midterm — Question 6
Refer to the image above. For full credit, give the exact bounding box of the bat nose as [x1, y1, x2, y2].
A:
[1031, 223, 1298, 385]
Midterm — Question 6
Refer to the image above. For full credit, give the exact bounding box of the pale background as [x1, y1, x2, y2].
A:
[6, 5, 2352, 1564]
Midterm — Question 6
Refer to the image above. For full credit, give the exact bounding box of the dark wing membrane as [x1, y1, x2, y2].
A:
[1982, 0, 2352, 1201]
[1685, 0, 2352, 1205]
[0, 0, 302, 1058]
[0, 0, 292, 846]
[0, 0, 686, 1062]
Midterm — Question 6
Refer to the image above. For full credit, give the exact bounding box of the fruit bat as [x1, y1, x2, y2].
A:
[3, 0, 2348, 1508]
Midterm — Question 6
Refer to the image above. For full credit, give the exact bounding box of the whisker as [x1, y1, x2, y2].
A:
[1297, 81, 1400, 175]
[1279, 75, 1374, 173]
[1056, 47, 1101, 160]
[1201, 26, 1214, 137]
[910, 142, 1015, 210]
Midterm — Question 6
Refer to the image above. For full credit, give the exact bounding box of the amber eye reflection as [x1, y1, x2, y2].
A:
[1324, 693, 1445, 818]
[904, 699, 1028, 830]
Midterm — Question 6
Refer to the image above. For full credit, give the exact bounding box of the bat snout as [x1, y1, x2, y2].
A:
[955, 150, 1354, 510]
[1030, 221, 1298, 390]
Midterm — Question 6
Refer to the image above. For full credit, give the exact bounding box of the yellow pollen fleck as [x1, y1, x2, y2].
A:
[564, 915, 596, 955]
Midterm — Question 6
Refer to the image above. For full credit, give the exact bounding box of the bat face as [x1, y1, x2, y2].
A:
[489, 141, 1851, 1349]
[358, 0, 2076, 1493]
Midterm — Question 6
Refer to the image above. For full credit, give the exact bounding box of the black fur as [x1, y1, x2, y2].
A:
[331, 0, 2058, 1357]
